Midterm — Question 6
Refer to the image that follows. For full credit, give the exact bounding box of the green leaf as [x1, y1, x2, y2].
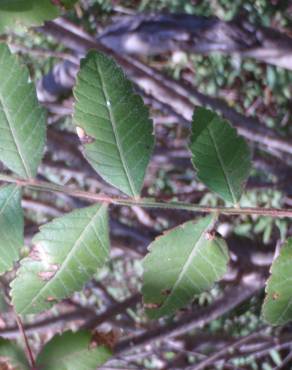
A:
[36, 331, 112, 370]
[0, 44, 46, 178]
[11, 203, 109, 315]
[0, 185, 23, 274]
[262, 238, 292, 325]
[189, 107, 251, 204]
[142, 215, 229, 319]
[0, 337, 29, 370]
[73, 50, 154, 197]
[0, 0, 60, 34]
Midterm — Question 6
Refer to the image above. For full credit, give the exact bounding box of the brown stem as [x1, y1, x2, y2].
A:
[0, 174, 292, 218]
[82, 293, 141, 330]
[115, 272, 266, 355]
[15, 314, 36, 370]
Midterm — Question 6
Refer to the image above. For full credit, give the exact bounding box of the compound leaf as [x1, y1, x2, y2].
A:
[189, 107, 251, 204]
[0, 338, 29, 370]
[262, 238, 292, 325]
[73, 51, 154, 197]
[0, 43, 46, 178]
[0, 185, 23, 274]
[142, 215, 229, 319]
[11, 203, 109, 315]
[36, 331, 112, 370]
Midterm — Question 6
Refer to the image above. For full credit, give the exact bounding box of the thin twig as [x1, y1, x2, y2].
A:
[190, 330, 267, 370]
[0, 308, 92, 339]
[82, 293, 141, 330]
[15, 314, 36, 370]
[273, 350, 292, 370]
[41, 19, 292, 160]
[0, 174, 292, 218]
[8, 43, 78, 64]
[115, 273, 266, 354]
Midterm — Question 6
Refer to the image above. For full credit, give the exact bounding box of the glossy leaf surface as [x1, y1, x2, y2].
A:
[11, 203, 109, 314]
[0, 43, 46, 178]
[189, 107, 251, 204]
[36, 331, 112, 370]
[0, 185, 23, 274]
[263, 238, 292, 325]
[142, 215, 229, 319]
[73, 51, 154, 197]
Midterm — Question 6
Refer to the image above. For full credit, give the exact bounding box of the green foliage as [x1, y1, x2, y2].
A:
[142, 215, 229, 319]
[0, 0, 79, 34]
[0, 185, 23, 274]
[262, 238, 292, 325]
[73, 50, 154, 197]
[0, 337, 29, 369]
[0, 0, 59, 34]
[36, 331, 112, 370]
[189, 107, 251, 204]
[0, 0, 290, 359]
[0, 43, 45, 178]
[11, 203, 109, 314]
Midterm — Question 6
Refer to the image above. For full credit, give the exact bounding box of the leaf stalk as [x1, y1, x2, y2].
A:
[0, 174, 291, 218]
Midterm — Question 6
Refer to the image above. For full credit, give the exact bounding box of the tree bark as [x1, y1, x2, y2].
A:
[99, 13, 292, 71]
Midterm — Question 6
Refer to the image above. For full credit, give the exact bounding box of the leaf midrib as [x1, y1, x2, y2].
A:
[161, 220, 212, 310]
[0, 185, 18, 217]
[0, 95, 31, 178]
[95, 60, 138, 197]
[207, 123, 237, 204]
[19, 206, 105, 314]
